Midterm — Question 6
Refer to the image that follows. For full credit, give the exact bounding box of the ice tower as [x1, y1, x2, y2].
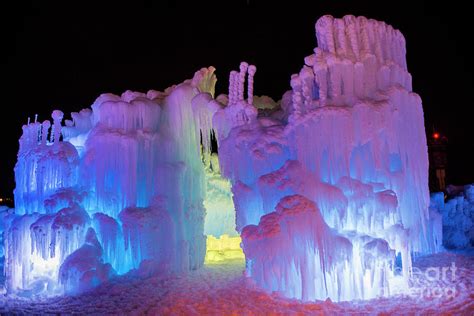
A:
[216, 15, 442, 301]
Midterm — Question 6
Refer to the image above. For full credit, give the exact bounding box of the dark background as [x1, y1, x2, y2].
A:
[1, 1, 473, 199]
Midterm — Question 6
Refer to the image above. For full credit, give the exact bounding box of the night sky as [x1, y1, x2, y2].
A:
[1, 1, 473, 198]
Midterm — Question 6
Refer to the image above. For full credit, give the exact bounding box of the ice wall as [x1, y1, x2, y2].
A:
[0, 207, 15, 292]
[6, 67, 217, 295]
[119, 200, 174, 272]
[14, 115, 79, 215]
[287, 15, 435, 255]
[216, 15, 441, 302]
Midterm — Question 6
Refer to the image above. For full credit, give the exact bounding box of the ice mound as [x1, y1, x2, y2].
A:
[242, 195, 396, 301]
[59, 228, 115, 295]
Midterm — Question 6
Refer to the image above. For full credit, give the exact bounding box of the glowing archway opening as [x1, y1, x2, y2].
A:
[204, 234, 245, 264]
[202, 150, 245, 264]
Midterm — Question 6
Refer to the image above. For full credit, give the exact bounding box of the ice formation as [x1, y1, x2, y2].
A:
[2, 15, 442, 301]
[431, 185, 474, 249]
[217, 15, 442, 301]
[5, 67, 218, 295]
[59, 228, 115, 295]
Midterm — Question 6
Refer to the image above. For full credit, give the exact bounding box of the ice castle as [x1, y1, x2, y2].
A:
[1, 15, 442, 301]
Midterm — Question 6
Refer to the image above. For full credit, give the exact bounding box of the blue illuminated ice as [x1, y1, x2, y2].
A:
[59, 228, 115, 295]
[6, 67, 217, 295]
[431, 185, 474, 249]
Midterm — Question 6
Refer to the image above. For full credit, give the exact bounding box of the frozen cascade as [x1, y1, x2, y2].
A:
[0, 207, 15, 263]
[91, 213, 129, 274]
[80, 90, 163, 217]
[242, 195, 396, 301]
[119, 200, 174, 272]
[14, 126, 79, 215]
[5, 214, 46, 293]
[4, 203, 90, 294]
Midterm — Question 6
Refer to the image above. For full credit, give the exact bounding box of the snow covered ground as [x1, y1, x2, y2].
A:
[1, 250, 473, 315]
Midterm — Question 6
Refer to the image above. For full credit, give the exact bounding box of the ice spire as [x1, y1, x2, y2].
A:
[51, 110, 64, 144]
[247, 65, 256, 106]
[238, 62, 248, 101]
[232, 71, 239, 105]
[228, 71, 236, 105]
[41, 120, 51, 145]
[228, 71, 234, 105]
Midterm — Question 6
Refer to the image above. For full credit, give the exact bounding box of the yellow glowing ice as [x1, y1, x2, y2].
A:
[204, 234, 245, 263]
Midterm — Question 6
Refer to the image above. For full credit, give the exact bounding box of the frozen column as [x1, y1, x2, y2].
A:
[247, 65, 256, 106]
[238, 62, 248, 101]
[41, 120, 51, 145]
[51, 110, 64, 144]
[231, 71, 239, 105]
[229, 70, 239, 106]
[228, 71, 235, 105]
